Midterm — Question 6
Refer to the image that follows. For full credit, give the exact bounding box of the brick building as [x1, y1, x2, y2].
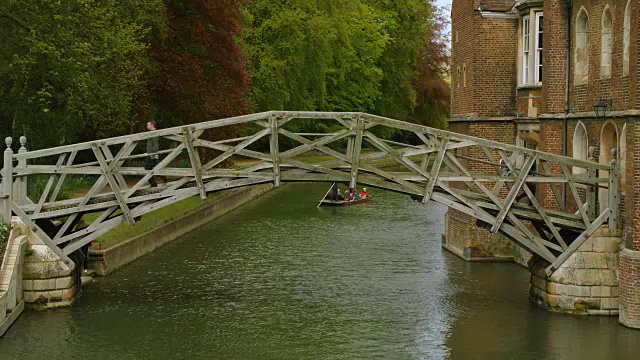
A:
[447, 0, 640, 327]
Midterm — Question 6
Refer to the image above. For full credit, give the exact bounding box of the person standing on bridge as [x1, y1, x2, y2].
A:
[146, 120, 160, 187]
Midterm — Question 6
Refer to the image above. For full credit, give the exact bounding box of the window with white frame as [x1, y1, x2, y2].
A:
[523, 15, 530, 85]
[521, 12, 543, 86]
[535, 13, 543, 84]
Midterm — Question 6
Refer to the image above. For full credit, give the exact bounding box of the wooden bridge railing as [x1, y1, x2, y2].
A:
[0, 111, 618, 275]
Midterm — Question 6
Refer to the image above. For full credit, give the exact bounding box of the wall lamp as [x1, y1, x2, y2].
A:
[593, 98, 613, 117]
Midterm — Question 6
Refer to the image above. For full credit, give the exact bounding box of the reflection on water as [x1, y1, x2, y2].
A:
[0, 183, 638, 359]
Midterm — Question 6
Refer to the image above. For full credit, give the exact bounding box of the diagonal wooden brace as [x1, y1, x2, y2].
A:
[423, 137, 448, 203]
[491, 155, 535, 233]
[183, 127, 207, 200]
[92, 145, 135, 225]
[545, 209, 610, 276]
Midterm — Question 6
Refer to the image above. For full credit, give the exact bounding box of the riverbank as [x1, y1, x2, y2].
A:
[4, 183, 638, 358]
[87, 183, 274, 275]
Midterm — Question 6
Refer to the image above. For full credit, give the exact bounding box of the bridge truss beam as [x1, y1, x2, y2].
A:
[0, 112, 618, 274]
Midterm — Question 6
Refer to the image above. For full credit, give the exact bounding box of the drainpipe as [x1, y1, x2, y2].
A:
[562, 0, 573, 208]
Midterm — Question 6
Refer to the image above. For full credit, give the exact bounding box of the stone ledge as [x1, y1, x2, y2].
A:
[24, 284, 78, 309]
[442, 243, 515, 262]
[23, 260, 72, 279]
[88, 183, 274, 275]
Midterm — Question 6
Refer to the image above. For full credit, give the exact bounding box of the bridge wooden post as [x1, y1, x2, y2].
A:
[349, 115, 364, 189]
[183, 127, 207, 200]
[608, 148, 619, 230]
[1, 138, 13, 222]
[14, 136, 28, 206]
[270, 116, 281, 187]
[422, 136, 448, 204]
[587, 146, 597, 219]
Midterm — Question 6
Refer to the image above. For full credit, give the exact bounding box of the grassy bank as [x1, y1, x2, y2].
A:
[39, 150, 411, 251]
[86, 191, 229, 250]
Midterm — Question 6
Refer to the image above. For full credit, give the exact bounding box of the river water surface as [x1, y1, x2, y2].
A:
[1, 183, 639, 359]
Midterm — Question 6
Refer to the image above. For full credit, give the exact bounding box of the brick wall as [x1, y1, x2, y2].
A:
[634, 117, 640, 251]
[445, 120, 517, 258]
[451, 1, 518, 117]
[451, 0, 476, 115]
[542, 0, 569, 114]
[568, 0, 638, 112]
[453, 0, 639, 115]
[538, 120, 564, 209]
[620, 249, 640, 328]
[474, 17, 518, 117]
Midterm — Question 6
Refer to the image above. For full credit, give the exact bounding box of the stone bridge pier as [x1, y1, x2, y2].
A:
[530, 226, 621, 315]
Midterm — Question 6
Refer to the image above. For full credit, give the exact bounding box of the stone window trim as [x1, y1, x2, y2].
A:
[517, 85, 543, 91]
[599, 120, 619, 164]
[575, 7, 590, 86]
[600, 5, 613, 79]
[572, 121, 589, 175]
[623, 0, 631, 77]
[598, 120, 619, 211]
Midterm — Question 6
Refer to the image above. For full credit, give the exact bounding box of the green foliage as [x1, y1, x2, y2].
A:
[27, 174, 97, 202]
[242, 0, 388, 113]
[0, 0, 165, 150]
[0, 219, 10, 248]
[242, 0, 449, 135]
[365, 0, 431, 118]
[0, 0, 449, 157]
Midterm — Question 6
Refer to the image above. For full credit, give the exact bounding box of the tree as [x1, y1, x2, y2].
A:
[149, 0, 253, 131]
[242, 0, 388, 116]
[0, 0, 164, 150]
[362, 0, 432, 119]
[407, 3, 450, 129]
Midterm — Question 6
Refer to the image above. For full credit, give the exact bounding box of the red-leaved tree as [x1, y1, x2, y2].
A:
[148, 0, 253, 130]
[408, 3, 450, 129]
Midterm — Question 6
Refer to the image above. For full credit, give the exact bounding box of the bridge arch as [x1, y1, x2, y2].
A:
[0, 112, 616, 276]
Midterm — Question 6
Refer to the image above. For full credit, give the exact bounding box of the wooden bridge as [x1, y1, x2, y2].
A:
[0, 112, 619, 276]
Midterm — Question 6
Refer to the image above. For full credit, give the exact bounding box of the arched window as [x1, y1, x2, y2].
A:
[601, 6, 613, 79]
[599, 121, 618, 211]
[572, 122, 588, 174]
[575, 8, 590, 85]
[623, 1, 631, 76]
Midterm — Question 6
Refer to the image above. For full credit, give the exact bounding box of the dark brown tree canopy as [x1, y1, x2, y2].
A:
[149, 0, 253, 131]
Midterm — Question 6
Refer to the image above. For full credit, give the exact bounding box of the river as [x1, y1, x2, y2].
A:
[1, 183, 638, 359]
